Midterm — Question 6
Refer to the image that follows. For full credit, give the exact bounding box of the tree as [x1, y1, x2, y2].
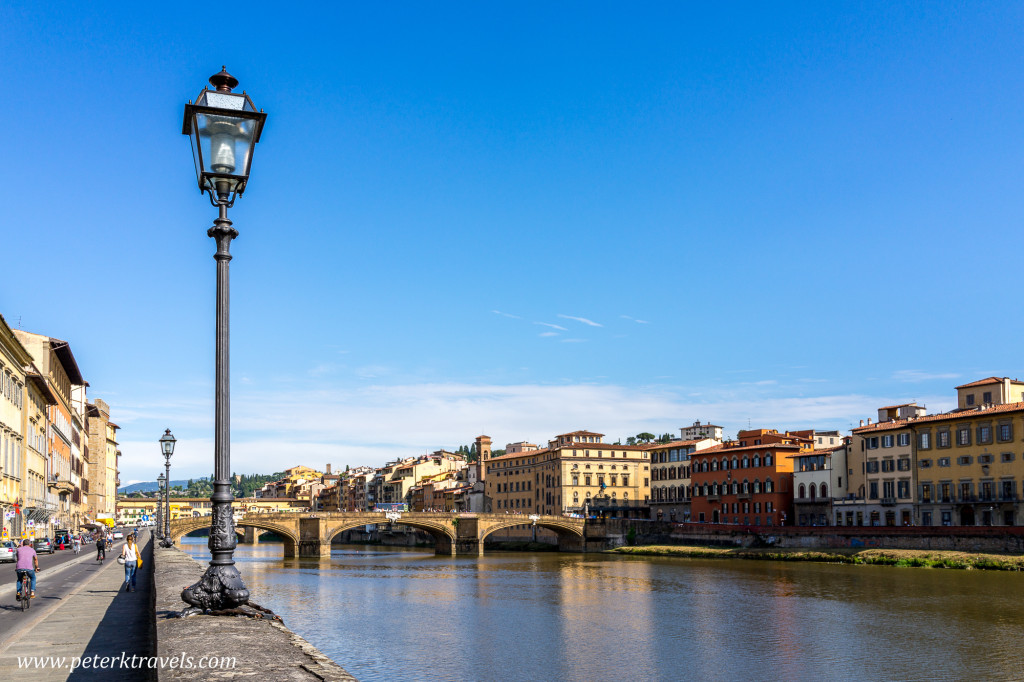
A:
[657, 433, 672, 444]
[635, 433, 656, 444]
[626, 436, 637, 446]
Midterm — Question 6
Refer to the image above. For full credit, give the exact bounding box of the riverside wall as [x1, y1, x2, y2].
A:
[592, 519, 1024, 553]
[152, 545, 354, 681]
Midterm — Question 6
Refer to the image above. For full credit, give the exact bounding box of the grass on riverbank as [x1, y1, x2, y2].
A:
[608, 545, 1024, 570]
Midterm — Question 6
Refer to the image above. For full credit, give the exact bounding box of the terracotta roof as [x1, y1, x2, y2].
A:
[955, 377, 1016, 389]
[852, 402, 1024, 433]
[877, 403, 918, 410]
[556, 430, 605, 437]
[690, 442, 800, 456]
[787, 445, 844, 458]
[489, 441, 649, 460]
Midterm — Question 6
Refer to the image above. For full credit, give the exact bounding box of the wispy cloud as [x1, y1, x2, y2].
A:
[538, 332, 559, 337]
[116, 381, 951, 483]
[892, 370, 961, 383]
[558, 314, 602, 327]
[534, 322, 568, 331]
[560, 338, 586, 343]
[620, 315, 650, 324]
[492, 310, 521, 319]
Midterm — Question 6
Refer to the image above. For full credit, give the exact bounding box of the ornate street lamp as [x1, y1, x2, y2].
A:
[156, 473, 166, 539]
[160, 429, 176, 547]
[179, 68, 267, 617]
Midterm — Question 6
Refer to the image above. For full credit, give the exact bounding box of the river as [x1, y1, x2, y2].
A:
[180, 537, 1024, 681]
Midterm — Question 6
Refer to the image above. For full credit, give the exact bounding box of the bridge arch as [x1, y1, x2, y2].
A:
[323, 514, 457, 552]
[478, 516, 585, 552]
[169, 517, 301, 557]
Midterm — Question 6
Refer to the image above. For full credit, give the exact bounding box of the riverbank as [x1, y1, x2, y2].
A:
[608, 544, 1024, 570]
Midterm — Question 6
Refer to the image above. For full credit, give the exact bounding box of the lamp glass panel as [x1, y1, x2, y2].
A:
[195, 112, 257, 191]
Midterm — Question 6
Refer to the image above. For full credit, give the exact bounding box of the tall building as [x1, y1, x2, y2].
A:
[679, 421, 724, 442]
[647, 437, 721, 522]
[85, 398, 120, 525]
[484, 430, 652, 517]
[13, 330, 87, 534]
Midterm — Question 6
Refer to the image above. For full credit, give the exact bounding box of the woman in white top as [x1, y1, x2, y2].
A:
[120, 534, 139, 592]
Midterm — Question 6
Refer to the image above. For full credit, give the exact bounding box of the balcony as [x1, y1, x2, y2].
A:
[706, 494, 720, 502]
[737, 492, 752, 500]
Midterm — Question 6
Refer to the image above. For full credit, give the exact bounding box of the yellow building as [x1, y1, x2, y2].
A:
[21, 366, 56, 537]
[117, 496, 308, 525]
[484, 430, 651, 517]
[0, 315, 32, 541]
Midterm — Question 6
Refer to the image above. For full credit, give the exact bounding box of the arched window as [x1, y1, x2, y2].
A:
[742, 456, 749, 468]
[732, 457, 739, 470]
[819, 483, 828, 498]
[753, 480, 761, 494]
[742, 479, 750, 494]
[731, 481, 739, 495]
[753, 455, 761, 467]
[765, 453, 773, 466]
[765, 478, 774, 493]
[711, 459, 718, 471]
[809, 484, 816, 500]
[798, 484, 805, 498]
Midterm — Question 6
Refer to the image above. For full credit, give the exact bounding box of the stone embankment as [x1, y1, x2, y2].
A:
[154, 547, 354, 680]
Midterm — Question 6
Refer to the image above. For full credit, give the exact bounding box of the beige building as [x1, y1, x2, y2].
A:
[844, 403, 925, 526]
[647, 437, 721, 522]
[485, 430, 651, 517]
[22, 366, 56, 536]
[86, 399, 120, 524]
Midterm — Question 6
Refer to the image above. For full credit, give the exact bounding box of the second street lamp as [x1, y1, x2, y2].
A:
[156, 473, 166, 539]
[179, 67, 268, 617]
[160, 429, 176, 547]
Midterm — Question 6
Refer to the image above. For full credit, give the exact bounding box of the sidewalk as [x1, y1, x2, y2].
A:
[0, 535, 155, 681]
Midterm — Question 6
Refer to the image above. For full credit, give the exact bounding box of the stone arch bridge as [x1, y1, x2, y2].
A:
[168, 512, 599, 557]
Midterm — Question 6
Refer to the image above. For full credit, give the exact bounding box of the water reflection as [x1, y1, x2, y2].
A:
[181, 538, 1024, 681]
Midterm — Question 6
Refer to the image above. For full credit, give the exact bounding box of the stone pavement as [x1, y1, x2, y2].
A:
[0, 534, 155, 681]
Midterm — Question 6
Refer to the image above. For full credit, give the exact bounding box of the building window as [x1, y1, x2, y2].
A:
[937, 431, 951, 448]
[957, 428, 970, 446]
[938, 457, 950, 467]
[983, 391, 993, 404]
[897, 458, 910, 471]
[977, 426, 993, 445]
[897, 433, 910, 447]
[919, 433, 931, 449]
[978, 454, 994, 464]
[881, 460, 895, 473]
[998, 424, 1012, 442]
[866, 437, 879, 449]
[1001, 452, 1014, 463]
[869, 482, 878, 499]
[966, 394, 975, 406]
[897, 481, 910, 498]
[882, 435, 894, 448]
[866, 461, 879, 474]
[957, 456, 972, 466]
[919, 459, 932, 468]
[921, 484, 932, 503]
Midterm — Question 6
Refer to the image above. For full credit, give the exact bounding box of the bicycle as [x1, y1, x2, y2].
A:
[17, 571, 31, 611]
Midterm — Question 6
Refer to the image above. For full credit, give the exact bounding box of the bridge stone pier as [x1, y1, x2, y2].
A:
[169, 512, 591, 557]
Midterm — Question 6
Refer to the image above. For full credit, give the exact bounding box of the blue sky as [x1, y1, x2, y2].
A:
[3, 2, 1023, 484]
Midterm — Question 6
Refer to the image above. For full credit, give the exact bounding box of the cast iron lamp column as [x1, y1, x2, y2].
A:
[179, 68, 267, 617]
[160, 429, 176, 547]
[156, 473, 165, 539]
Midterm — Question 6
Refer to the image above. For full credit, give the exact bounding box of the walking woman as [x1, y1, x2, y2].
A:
[120, 534, 139, 592]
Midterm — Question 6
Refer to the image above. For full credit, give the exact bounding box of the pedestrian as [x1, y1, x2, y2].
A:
[120, 534, 140, 592]
[96, 534, 106, 562]
[73, 535, 81, 555]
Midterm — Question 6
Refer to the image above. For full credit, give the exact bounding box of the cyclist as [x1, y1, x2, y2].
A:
[96, 534, 106, 562]
[15, 539, 39, 600]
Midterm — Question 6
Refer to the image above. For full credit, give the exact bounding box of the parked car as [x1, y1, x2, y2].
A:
[112, 531, 124, 540]
[0, 540, 16, 562]
[34, 537, 54, 554]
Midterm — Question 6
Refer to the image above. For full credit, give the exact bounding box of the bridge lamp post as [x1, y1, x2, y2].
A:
[156, 473, 166, 539]
[179, 67, 267, 616]
[160, 429, 176, 547]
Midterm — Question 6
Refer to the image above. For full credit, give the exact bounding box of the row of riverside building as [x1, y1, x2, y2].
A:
[118, 374, 1024, 530]
[0, 314, 121, 540]
[148, 375, 1019, 530]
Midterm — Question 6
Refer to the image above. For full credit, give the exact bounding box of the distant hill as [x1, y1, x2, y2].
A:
[118, 479, 193, 494]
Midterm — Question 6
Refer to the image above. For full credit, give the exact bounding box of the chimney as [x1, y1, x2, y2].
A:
[867, 418, 872, 425]
[859, 420, 864, 427]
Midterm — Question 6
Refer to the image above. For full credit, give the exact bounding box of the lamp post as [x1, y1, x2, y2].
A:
[156, 473, 166, 539]
[179, 68, 266, 617]
[160, 430, 176, 547]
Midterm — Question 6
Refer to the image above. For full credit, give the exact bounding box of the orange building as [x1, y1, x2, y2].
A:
[690, 437, 799, 526]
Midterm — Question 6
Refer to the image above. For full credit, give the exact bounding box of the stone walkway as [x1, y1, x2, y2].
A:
[0, 535, 155, 681]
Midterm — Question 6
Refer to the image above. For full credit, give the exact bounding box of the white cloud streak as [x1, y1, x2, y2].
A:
[534, 322, 568, 331]
[558, 314, 602, 327]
